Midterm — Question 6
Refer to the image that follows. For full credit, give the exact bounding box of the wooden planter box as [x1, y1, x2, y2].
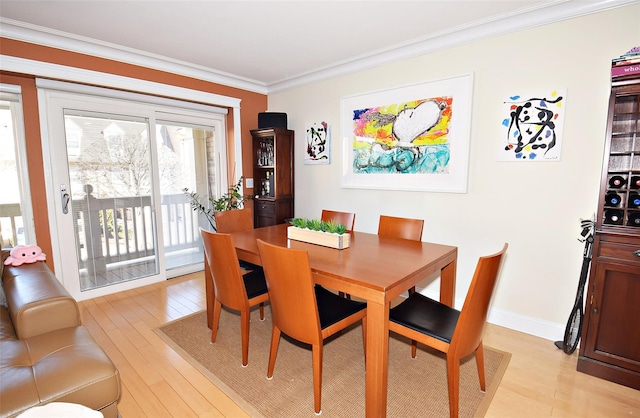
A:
[287, 226, 350, 249]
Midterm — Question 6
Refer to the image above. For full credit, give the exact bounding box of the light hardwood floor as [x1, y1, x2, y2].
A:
[78, 272, 640, 417]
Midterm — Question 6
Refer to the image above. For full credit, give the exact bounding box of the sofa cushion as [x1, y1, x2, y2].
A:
[0, 250, 8, 307]
[0, 307, 16, 341]
[0, 326, 120, 418]
[0, 338, 40, 417]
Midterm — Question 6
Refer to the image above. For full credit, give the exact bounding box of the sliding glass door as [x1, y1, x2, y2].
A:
[39, 84, 228, 300]
[64, 110, 159, 291]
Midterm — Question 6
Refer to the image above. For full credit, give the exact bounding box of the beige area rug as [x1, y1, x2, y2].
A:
[155, 308, 510, 417]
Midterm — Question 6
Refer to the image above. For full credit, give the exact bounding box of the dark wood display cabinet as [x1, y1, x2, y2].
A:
[251, 128, 294, 228]
[577, 76, 640, 390]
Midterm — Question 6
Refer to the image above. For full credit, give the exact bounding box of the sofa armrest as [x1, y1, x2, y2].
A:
[2, 261, 80, 339]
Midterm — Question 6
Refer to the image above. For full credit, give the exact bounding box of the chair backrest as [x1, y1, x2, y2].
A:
[200, 228, 249, 310]
[321, 210, 356, 231]
[256, 239, 322, 345]
[214, 208, 253, 233]
[450, 243, 508, 358]
[377, 215, 424, 241]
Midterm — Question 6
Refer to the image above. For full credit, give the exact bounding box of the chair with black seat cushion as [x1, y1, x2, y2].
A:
[321, 209, 356, 231]
[256, 239, 367, 415]
[321, 210, 357, 298]
[200, 228, 269, 367]
[388, 243, 508, 418]
[378, 215, 424, 295]
[214, 208, 260, 271]
[214, 208, 253, 233]
[377, 214, 423, 241]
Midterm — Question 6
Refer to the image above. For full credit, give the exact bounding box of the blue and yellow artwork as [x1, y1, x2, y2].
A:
[350, 96, 453, 174]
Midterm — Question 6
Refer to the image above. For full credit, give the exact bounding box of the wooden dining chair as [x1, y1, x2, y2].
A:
[377, 214, 424, 241]
[200, 228, 269, 367]
[256, 239, 367, 415]
[388, 243, 508, 418]
[213, 208, 260, 271]
[321, 209, 357, 298]
[378, 215, 424, 294]
[213, 208, 253, 233]
[321, 209, 356, 231]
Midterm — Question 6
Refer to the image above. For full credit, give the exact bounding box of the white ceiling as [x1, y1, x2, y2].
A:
[0, 1, 636, 93]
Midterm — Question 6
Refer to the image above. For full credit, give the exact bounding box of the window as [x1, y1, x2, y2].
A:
[0, 85, 33, 249]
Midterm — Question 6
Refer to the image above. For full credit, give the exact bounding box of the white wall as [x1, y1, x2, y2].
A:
[267, 4, 640, 341]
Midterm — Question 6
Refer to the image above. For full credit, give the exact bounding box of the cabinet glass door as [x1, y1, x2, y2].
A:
[601, 91, 640, 228]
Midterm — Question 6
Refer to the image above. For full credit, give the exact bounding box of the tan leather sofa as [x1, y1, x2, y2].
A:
[0, 250, 121, 418]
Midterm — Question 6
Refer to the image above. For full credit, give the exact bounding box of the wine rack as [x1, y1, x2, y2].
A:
[599, 87, 640, 229]
[578, 71, 640, 390]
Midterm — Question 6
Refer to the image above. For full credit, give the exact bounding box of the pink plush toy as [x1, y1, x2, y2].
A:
[4, 245, 47, 266]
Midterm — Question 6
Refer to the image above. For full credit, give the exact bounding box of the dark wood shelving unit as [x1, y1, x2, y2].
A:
[577, 74, 640, 390]
[251, 128, 294, 228]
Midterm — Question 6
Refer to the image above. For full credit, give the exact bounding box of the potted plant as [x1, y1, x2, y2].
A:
[288, 217, 350, 249]
[184, 177, 251, 231]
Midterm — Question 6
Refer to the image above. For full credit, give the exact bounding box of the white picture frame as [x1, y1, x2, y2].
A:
[340, 73, 474, 193]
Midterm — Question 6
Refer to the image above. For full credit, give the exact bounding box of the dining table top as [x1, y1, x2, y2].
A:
[229, 223, 458, 305]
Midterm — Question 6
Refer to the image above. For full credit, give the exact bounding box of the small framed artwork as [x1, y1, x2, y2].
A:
[305, 121, 330, 165]
[340, 73, 474, 193]
[499, 88, 567, 161]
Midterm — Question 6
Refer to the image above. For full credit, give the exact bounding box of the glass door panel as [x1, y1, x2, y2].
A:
[65, 110, 158, 291]
[0, 90, 33, 249]
[156, 121, 213, 270]
[0, 100, 24, 247]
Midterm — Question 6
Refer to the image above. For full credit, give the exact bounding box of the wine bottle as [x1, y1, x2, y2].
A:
[628, 192, 640, 208]
[605, 192, 622, 206]
[265, 171, 271, 196]
[628, 212, 640, 227]
[604, 209, 624, 225]
[608, 175, 626, 188]
[630, 176, 640, 189]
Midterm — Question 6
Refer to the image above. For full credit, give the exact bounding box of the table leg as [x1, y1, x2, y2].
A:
[366, 299, 389, 417]
[439, 259, 457, 307]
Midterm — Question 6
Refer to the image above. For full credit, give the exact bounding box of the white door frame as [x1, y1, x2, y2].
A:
[22, 66, 243, 300]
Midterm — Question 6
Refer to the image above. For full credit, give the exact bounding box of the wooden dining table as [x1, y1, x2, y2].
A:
[205, 223, 458, 417]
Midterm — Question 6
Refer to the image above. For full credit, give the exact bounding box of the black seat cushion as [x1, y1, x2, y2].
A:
[239, 260, 262, 271]
[389, 293, 460, 343]
[242, 269, 268, 299]
[315, 285, 366, 329]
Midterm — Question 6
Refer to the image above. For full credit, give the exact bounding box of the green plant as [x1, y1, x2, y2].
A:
[290, 217, 307, 229]
[326, 221, 347, 234]
[184, 177, 252, 231]
[289, 217, 347, 234]
[308, 219, 322, 231]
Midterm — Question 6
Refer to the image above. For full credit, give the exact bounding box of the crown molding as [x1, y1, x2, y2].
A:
[268, 0, 639, 93]
[0, 17, 269, 95]
[1, 0, 638, 95]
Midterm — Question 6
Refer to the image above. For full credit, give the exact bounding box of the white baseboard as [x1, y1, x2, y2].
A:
[486, 306, 565, 342]
[416, 289, 565, 342]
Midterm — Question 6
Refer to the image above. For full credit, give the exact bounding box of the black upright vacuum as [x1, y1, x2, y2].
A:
[555, 218, 595, 354]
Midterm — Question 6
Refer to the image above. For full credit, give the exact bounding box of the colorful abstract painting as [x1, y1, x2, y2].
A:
[351, 97, 453, 174]
[305, 121, 330, 165]
[499, 89, 566, 161]
[341, 74, 473, 193]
